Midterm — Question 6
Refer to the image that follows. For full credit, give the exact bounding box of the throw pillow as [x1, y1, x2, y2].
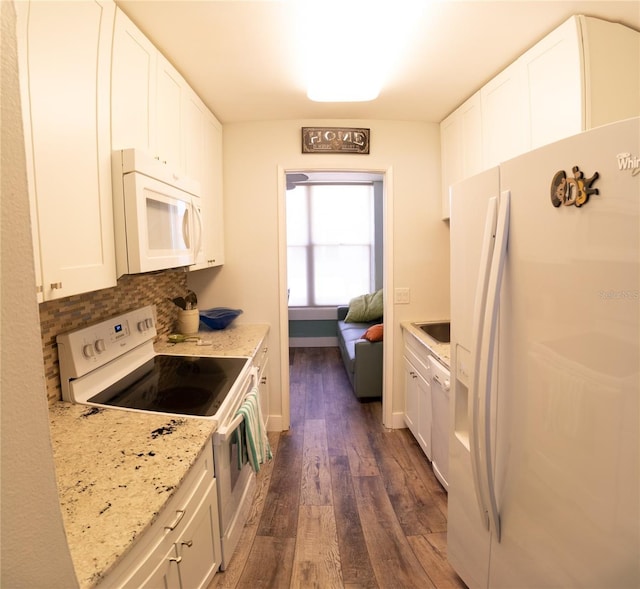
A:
[344, 289, 383, 323]
[362, 323, 383, 342]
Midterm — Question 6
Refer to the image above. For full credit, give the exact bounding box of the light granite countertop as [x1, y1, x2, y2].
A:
[401, 321, 451, 368]
[155, 322, 269, 357]
[48, 323, 269, 589]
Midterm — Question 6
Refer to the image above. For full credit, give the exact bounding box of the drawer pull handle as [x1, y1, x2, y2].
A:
[169, 556, 182, 564]
[165, 509, 185, 531]
[433, 374, 451, 391]
[181, 540, 193, 548]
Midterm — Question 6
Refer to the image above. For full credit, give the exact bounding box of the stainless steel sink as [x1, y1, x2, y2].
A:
[412, 321, 450, 343]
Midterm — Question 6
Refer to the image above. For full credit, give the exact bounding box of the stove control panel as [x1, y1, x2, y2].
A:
[57, 305, 157, 379]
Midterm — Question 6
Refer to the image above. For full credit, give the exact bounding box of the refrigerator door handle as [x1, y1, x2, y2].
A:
[469, 196, 498, 531]
[478, 190, 511, 543]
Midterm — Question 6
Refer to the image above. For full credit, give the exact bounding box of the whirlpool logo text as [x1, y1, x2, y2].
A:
[617, 153, 640, 176]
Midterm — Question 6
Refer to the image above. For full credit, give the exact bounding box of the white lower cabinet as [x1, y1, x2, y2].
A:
[138, 544, 181, 589]
[403, 333, 432, 460]
[98, 439, 221, 589]
[176, 486, 220, 589]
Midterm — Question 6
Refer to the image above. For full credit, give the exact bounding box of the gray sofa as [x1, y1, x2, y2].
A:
[336, 306, 383, 399]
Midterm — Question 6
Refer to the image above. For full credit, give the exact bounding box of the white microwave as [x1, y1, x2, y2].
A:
[112, 149, 202, 276]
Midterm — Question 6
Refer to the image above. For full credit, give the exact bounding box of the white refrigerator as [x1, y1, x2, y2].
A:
[448, 117, 639, 589]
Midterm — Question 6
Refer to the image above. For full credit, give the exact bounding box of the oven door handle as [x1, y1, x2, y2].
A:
[216, 413, 245, 443]
[213, 368, 259, 443]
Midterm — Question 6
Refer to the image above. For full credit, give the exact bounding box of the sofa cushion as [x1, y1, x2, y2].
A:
[344, 289, 383, 323]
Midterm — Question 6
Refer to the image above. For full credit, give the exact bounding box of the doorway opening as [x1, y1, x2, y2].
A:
[282, 169, 390, 426]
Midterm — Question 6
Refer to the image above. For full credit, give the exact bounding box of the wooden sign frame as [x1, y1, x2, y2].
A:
[302, 127, 370, 154]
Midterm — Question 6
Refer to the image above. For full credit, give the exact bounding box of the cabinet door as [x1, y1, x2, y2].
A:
[190, 111, 225, 269]
[481, 62, 527, 168]
[139, 545, 181, 589]
[156, 54, 185, 173]
[15, 1, 42, 301]
[440, 112, 463, 220]
[183, 90, 207, 266]
[111, 8, 157, 152]
[20, 0, 116, 301]
[259, 356, 270, 426]
[404, 349, 432, 460]
[440, 92, 482, 219]
[416, 369, 432, 460]
[183, 89, 207, 184]
[404, 357, 420, 437]
[521, 16, 582, 149]
[203, 112, 225, 267]
[176, 482, 222, 589]
[581, 16, 640, 129]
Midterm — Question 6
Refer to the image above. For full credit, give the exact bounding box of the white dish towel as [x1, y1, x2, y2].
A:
[235, 387, 272, 473]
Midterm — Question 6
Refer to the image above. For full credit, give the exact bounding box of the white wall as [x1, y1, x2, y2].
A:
[189, 119, 449, 428]
[0, 2, 79, 586]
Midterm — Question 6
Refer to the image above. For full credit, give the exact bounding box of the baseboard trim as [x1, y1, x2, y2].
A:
[391, 411, 407, 430]
[267, 414, 283, 432]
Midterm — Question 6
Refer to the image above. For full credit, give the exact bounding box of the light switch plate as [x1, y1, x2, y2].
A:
[394, 287, 410, 304]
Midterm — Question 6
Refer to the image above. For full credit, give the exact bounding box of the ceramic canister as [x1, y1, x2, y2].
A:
[176, 309, 200, 335]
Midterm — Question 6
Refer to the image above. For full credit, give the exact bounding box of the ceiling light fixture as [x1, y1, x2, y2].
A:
[296, 0, 427, 103]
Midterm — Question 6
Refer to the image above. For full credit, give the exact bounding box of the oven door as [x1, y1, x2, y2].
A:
[212, 370, 259, 570]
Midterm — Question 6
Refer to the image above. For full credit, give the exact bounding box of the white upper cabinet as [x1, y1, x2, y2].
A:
[205, 113, 225, 268]
[111, 8, 157, 153]
[111, 9, 194, 175]
[183, 88, 207, 185]
[112, 9, 184, 172]
[440, 92, 482, 219]
[111, 7, 225, 270]
[190, 111, 225, 270]
[480, 63, 528, 169]
[521, 16, 583, 150]
[156, 54, 186, 174]
[17, 0, 117, 301]
[440, 15, 640, 219]
[579, 16, 640, 129]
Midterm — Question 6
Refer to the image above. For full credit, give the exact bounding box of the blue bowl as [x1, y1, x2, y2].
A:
[199, 307, 243, 330]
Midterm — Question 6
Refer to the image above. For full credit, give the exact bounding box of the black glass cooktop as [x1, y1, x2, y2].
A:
[88, 355, 249, 417]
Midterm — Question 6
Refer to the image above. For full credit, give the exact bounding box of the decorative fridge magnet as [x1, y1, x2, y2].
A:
[550, 165, 599, 208]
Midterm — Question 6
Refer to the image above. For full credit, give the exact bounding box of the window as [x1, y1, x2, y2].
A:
[287, 183, 375, 307]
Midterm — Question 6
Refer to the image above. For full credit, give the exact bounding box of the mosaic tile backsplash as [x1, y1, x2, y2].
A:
[39, 270, 189, 406]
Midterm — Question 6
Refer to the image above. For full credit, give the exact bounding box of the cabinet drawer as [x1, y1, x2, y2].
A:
[254, 335, 269, 375]
[403, 332, 431, 380]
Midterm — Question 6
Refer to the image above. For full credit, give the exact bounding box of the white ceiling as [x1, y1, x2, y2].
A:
[115, 0, 640, 124]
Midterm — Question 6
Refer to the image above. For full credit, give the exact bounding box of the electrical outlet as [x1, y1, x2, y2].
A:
[394, 287, 410, 304]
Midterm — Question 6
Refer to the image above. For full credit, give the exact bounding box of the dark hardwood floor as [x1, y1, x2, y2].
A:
[208, 347, 466, 589]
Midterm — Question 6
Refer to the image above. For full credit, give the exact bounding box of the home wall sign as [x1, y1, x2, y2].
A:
[302, 127, 370, 154]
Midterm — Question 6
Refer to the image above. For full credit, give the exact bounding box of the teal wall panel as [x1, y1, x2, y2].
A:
[289, 319, 337, 338]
